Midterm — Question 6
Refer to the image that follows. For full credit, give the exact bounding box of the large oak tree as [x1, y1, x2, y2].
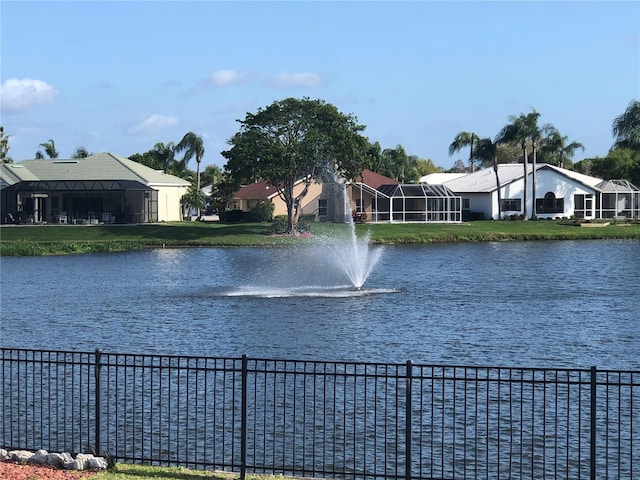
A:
[221, 97, 370, 233]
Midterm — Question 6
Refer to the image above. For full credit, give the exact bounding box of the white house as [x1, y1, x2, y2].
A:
[423, 163, 639, 220]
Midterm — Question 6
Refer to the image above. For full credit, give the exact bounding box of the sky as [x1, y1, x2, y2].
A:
[1, 1, 639, 171]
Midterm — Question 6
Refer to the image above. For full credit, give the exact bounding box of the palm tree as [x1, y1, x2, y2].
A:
[474, 137, 502, 219]
[540, 127, 584, 168]
[449, 131, 478, 172]
[612, 99, 640, 151]
[152, 142, 176, 174]
[176, 132, 205, 191]
[495, 110, 541, 219]
[35, 139, 59, 159]
[181, 185, 206, 220]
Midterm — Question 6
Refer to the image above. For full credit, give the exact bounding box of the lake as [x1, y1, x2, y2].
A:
[1, 239, 638, 370]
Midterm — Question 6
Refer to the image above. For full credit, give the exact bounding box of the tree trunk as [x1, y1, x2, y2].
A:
[284, 179, 296, 234]
[469, 133, 475, 173]
[531, 141, 537, 220]
[494, 156, 502, 219]
[196, 159, 202, 218]
[521, 141, 528, 220]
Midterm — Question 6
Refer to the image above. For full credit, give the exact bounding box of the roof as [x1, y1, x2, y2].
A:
[353, 169, 399, 189]
[420, 172, 466, 184]
[378, 183, 458, 197]
[234, 180, 280, 200]
[441, 163, 610, 194]
[0, 153, 190, 187]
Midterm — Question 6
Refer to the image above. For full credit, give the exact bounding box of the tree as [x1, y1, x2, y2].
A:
[0, 126, 13, 163]
[151, 142, 177, 174]
[72, 146, 91, 159]
[380, 145, 417, 182]
[415, 157, 443, 176]
[181, 185, 206, 219]
[612, 99, 640, 151]
[474, 137, 502, 219]
[176, 132, 205, 193]
[221, 97, 370, 234]
[200, 164, 222, 188]
[448, 159, 467, 173]
[578, 149, 640, 186]
[449, 131, 478, 172]
[495, 110, 541, 219]
[35, 139, 59, 159]
[539, 127, 584, 168]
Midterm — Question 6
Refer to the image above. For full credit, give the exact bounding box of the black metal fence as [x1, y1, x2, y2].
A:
[1, 348, 638, 480]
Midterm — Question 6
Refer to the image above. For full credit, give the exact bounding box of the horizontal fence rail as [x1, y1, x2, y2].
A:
[1, 348, 638, 480]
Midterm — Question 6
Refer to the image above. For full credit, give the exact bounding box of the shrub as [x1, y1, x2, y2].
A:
[297, 214, 316, 232]
[220, 209, 243, 222]
[352, 210, 367, 224]
[272, 215, 288, 233]
[250, 201, 275, 222]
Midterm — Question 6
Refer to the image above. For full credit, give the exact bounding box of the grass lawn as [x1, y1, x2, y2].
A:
[89, 463, 258, 479]
[1, 220, 639, 256]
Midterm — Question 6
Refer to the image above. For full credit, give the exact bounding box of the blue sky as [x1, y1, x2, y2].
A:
[1, 1, 639, 170]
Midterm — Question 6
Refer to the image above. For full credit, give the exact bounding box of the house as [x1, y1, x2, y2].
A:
[426, 163, 640, 220]
[0, 153, 191, 224]
[231, 169, 463, 223]
[231, 178, 324, 218]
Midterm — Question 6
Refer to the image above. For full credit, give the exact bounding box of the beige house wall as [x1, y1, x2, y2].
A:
[154, 184, 190, 221]
[235, 182, 324, 217]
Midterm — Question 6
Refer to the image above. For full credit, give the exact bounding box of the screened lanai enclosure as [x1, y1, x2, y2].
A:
[598, 179, 640, 219]
[1, 179, 158, 224]
[349, 183, 462, 223]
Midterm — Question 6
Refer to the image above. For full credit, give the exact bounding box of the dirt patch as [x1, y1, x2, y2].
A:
[0, 462, 96, 480]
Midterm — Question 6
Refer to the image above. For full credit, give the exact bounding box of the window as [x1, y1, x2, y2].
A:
[463, 198, 470, 209]
[536, 192, 564, 214]
[502, 199, 521, 212]
[318, 199, 327, 217]
[355, 198, 365, 213]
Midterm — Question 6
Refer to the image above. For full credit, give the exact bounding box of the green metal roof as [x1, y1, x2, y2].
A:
[1, 153, 190, 186]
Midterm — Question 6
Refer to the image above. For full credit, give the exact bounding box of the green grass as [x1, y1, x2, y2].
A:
[89, 464, 289, 480]
[1, 220, 639, 256]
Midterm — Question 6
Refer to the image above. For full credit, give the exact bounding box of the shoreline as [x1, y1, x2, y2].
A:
[1, 220, 639, 256]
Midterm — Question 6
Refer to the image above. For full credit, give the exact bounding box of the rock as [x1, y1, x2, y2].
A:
[86, 455, 108, 470]
[74, 453, 92, 470]
[47, 452, 65, 468]
[2, 449, 109, 471]
[60, 451, 76, 469]
[32, 449, 48, 465]
[9, 450, 34, 464]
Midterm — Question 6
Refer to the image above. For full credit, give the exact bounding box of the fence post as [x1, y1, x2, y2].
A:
[94, 349, 102, 456]
[240, 355, 248, 480]
[405, 360, 413, 480]
[590, 366, 597, 480]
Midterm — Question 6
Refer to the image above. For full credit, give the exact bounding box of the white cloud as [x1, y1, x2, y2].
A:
[266, 72, 326, 88]
[207, 69, 252, 87]
[0, 78, 60, 114]
[128, 114, 179, 135]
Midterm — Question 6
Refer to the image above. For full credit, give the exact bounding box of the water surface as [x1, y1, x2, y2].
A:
[1, 240, 638, 369]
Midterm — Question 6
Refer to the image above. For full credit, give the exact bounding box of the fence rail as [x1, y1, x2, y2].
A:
[1, 348, 638, 480]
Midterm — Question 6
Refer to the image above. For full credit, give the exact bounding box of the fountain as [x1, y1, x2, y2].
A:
[323, 181, 383, 290]
[217, 180, 390, 298]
